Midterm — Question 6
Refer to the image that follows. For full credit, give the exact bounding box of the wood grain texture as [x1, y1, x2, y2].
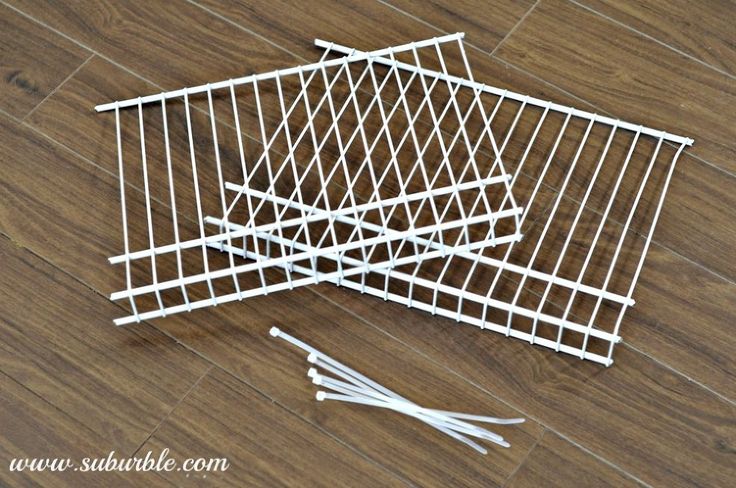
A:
[367, 0, 537, 53]
[496, 192, 736, 399]
[0, 4, 88, 119]
[145, 288, 544, 487]
[0, 370, 174, 487]
[494, 0, 736, 175]
[140, 368, 407, 487]
[0, 203, 211, 455]
[506, 431, 642, 487]
[7, 0, 293, 89]
[323, 284, 736, 487]
[489, 0, 736, 284]
[578, 0, 736, 76]
[625, 239, 736, 400]
[194, 0, 575, 109]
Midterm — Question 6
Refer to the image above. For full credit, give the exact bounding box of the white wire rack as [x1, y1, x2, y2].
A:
[270, 39, 691, 366]
[98, 32, 692, 366]
[98, 33, 521, 326]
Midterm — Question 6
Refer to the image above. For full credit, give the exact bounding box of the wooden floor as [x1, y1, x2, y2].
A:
[1, 1, 734, 486]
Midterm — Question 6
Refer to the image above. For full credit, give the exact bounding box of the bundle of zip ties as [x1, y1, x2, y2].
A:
[270, 327, 524, 454]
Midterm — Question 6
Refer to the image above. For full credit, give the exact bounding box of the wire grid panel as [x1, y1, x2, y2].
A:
[240, 39, 692, 366]
[99, 33, 522, 325]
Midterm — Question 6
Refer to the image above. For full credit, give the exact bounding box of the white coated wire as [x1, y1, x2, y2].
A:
[104, 34, 521, 325]
[102, 33, 692, 366]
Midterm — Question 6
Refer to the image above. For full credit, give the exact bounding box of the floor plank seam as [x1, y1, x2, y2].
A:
[376, 1, 445, 36]
[185, 0, 306, 63]
[489, 0, 541, 57]
[568, 0, 736, 81]
[0, 362, 104, 445]
[211, 363, 418, 487]
[309, 285, 651, 486]
[130, 365, 214, 457]
[623, 342, 736, 407]
[0, 106, 22, 124]
[21, 53, 95, 123]
[501, 428, 545, 487]
[551, 432, 651, 487]
[0, 1, 167, 96]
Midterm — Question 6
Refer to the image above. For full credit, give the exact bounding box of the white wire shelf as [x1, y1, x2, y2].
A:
[269, 39, 691, 366]
[101, 33, 521, 326]
[99, 32, 692, 366]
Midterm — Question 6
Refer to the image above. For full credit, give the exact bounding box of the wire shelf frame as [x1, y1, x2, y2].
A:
[254, 38, 691, 366]
[98, 32, 692, 366]
[98, 33, 522, 326]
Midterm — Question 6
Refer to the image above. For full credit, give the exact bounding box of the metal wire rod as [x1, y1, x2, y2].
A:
[111, 209, 521, 302]
[223, 187, 632, 307]
[215, 240, 619, 345]
[108, 175, 513, 265]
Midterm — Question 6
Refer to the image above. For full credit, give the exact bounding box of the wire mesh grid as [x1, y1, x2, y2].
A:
[97, 32, 692, 365]
[288, 39, 692, 366]
[98, 33, 522, 326]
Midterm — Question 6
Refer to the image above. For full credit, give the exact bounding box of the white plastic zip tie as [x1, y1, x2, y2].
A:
[252, 38, 693, 366]
[101, 33, 521, 326]
[311, 374, 508, 444]
[270, 327, 524, 453]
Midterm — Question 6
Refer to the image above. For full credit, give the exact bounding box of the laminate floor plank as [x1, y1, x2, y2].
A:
[139, 368, 407, 487]
[576, 0, 736, 76]
[0, 371, 174, 487]
[383, 0, 537, 53]
[322, 284, 736, 487]
[6, 0, 297, 90]
[0, 3, 89, 119]
[493, 0, 736, 176]
[0, 229, 211, 456]
[506, 431, 642, 487]
[0, 112, 544, 486]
